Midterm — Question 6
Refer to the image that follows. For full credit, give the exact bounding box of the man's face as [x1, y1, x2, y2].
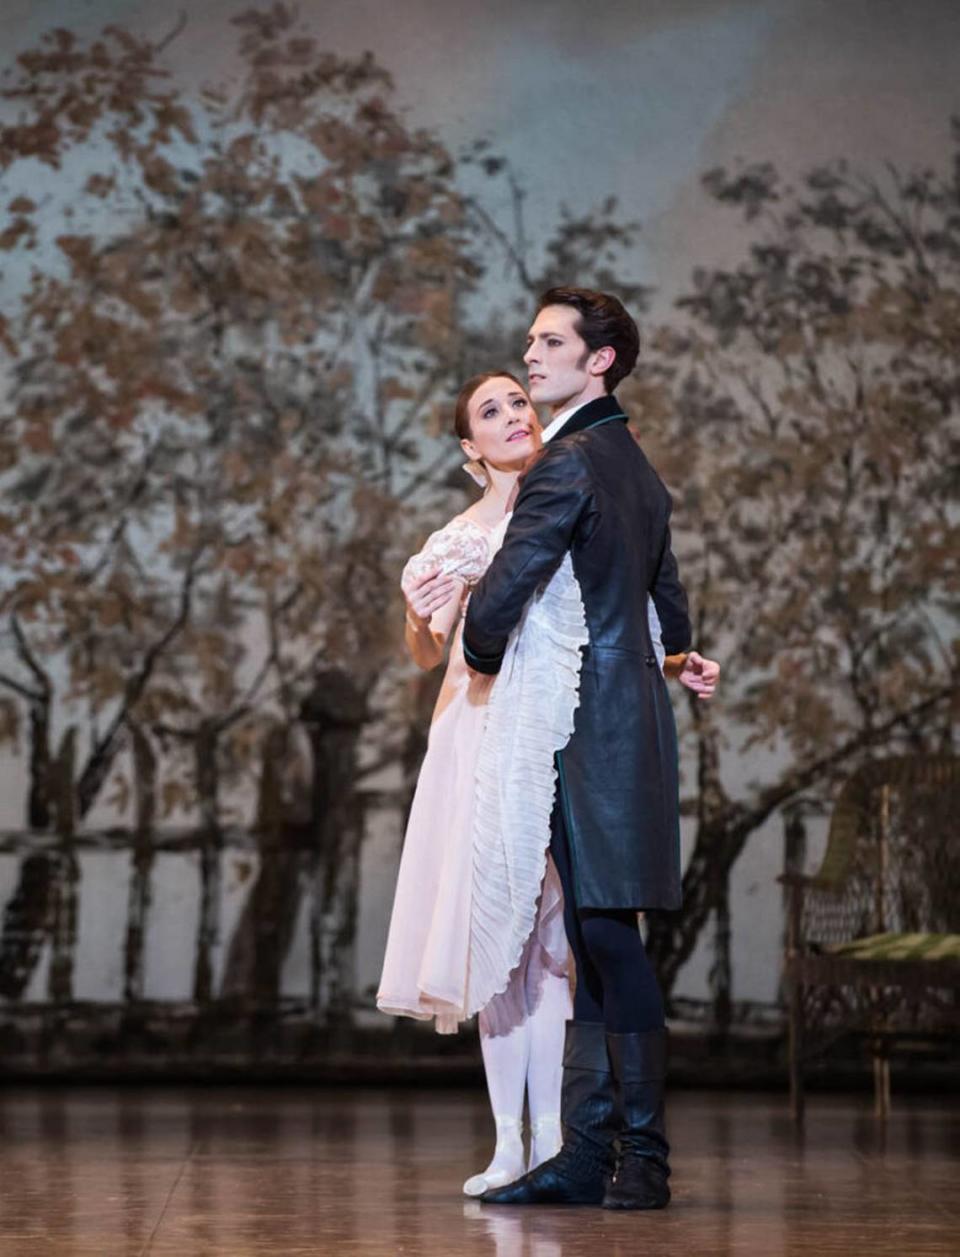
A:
[523, 305, 592, 408]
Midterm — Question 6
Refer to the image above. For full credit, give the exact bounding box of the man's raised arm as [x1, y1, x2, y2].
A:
[463, 442, 591, 675]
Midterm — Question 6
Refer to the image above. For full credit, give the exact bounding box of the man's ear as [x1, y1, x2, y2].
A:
[589, 346, 616, 378]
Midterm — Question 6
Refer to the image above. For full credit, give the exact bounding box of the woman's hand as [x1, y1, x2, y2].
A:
[676, 651, 720, 700]
[403, 567, 460, 629]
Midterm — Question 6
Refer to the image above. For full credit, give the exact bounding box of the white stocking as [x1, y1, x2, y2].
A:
[464, 979, 530, 1196]
[524, 946, 571, 1170]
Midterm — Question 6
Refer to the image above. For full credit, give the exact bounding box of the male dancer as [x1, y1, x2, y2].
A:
[463, 288, 693, 1210]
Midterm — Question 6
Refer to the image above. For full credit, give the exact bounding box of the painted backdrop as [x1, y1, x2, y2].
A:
[0, 0, 957, 1073]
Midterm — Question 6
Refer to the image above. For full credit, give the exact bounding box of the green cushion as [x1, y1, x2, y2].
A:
[824, 932, 960, 962]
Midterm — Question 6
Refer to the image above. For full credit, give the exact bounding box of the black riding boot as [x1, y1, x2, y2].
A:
[480, 1021, 616, 1205]
[603, 1029, 671, 1210]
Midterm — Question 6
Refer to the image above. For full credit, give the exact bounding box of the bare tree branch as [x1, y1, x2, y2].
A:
[76, 543, 205, 816]
[10, 617, 52, 698]
[155, 11, 188, 55]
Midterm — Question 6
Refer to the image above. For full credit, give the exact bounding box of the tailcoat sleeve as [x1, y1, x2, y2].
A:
[650, 507, 692, 655]
[463, 441, 591, 675]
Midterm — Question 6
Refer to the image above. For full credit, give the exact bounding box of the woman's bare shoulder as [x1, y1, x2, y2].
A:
[451, 504, 496, 533]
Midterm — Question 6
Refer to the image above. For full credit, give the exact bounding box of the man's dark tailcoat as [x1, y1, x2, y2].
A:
[463, 394, 691, 911]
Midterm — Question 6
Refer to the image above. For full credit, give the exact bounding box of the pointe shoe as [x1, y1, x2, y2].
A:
[463, 1115, 526, 1197]
[529, 1114, 562, 1170]
[481, 1023, 616, 1206]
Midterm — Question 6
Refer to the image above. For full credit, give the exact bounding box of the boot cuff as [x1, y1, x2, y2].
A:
[563, 1020, 611, 1072]
[606, 1028, 668, 1083]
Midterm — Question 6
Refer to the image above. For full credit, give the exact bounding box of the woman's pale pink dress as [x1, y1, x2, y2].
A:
[377, 514, 567, 1034]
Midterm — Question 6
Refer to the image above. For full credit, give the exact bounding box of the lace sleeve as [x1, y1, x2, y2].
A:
[401, 517, 491, 597]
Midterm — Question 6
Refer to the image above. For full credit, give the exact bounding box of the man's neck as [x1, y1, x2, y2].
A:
[548, 380, 608, 420]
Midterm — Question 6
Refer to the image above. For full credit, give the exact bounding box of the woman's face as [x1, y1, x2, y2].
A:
[460, 377, 541, 471]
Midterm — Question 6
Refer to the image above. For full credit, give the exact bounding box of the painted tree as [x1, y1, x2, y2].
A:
[0, 7, 476, 1004]
[0, 6, 474, 814]
[0, 8, 651, 1013]
[632, 138, 960, 1013]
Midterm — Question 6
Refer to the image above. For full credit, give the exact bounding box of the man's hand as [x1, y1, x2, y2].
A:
[677, 651, 720, 700]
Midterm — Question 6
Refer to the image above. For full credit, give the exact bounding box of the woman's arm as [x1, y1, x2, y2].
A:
[403, 568, 464, 671]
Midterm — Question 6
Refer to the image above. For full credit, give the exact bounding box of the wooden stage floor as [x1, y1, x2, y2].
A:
[0, 1085, 957, 1256]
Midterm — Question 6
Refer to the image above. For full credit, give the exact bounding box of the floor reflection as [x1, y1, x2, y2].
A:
[0, 1087, 955, 1255]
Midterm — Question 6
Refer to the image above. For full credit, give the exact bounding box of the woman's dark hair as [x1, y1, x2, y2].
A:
[537, 287, 640, 391]
[453, 371, 525, 440]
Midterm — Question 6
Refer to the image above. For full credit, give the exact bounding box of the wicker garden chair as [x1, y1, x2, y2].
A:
[780, 756, 960, 1120]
